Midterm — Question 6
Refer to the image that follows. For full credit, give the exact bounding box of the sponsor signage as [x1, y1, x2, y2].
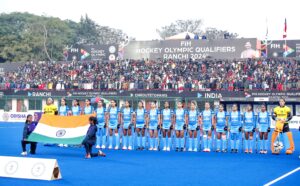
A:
[2, 90, 300, 100]
[267, 40, 300, 57]
[0, 112, 33, 122]
[66, 44, 118, 61]
[271, 116, 300, 129]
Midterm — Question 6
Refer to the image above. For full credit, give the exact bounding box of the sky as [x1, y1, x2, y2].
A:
[0, 0, 299, 41]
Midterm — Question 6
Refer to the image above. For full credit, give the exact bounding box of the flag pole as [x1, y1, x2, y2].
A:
[265, 18, 268, 57]
[283, 18, 287, 57]
[284, 39, 287, 57]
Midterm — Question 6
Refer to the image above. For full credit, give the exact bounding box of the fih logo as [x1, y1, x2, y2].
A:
[2, 112, 9, 121]
[80, 49, 90, 60]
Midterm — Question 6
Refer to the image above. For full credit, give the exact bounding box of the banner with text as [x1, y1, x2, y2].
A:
[2, 90, 300, 101]
[66, 44, 118, 61]
[122, 38, 261, 60]
[267, 40, 300, 57]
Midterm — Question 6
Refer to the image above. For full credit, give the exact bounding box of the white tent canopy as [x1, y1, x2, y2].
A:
[165, 32, 195, 40]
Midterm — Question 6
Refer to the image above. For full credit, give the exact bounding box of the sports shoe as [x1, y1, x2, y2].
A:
[153, 147, 158, 151]
[96, 145, 101, 149]
[249, 149, 253, 154]
[263, 150, 267, 154]
[98, 150, 106, 157]
[63, 144, 68, 147]
[180, 148, 184, 152]
[108, 145, 113, 149]
[21, 151, 27, 156]
[163, 147, 167, 151]
[244, 149, 249, 153]
[115, 146, 119, 150]
[235, 149, 238, 153]
[128, 146, 132, 150]
[58, 144, 64, 147]
[188, 148, 193, 152]
[122, 146, 127, 150]
[149, 147, 153, 151]
[216, 149, 221, 153]
[166, 147, 170, 151]
[175, 147, 179, 152]
[85, 154, 91, 159]
[193, 148, 197, 152]
[203, 148, 207, 152]
[222, 149, 227, 153]
[207, 149, 211, 152]
[101, 145, 106, 149]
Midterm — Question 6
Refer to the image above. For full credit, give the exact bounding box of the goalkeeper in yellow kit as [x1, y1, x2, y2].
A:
[271, 98, 295, 155]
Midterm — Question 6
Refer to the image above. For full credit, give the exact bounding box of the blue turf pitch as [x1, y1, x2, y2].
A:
[0, 122, 299, 186]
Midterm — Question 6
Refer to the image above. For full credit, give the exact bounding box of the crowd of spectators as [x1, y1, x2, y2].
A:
[0, 58, 299, 91]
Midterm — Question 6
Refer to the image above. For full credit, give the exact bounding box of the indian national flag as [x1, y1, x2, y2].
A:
[28, 114, 92, 144]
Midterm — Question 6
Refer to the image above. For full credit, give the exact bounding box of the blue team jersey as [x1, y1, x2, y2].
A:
[84, 106, 94, 115]
[121, 107, 133, 125]
[59, 105, 69, 116]
[148, 109, 160, 126]
[175, 109, 186, 126]
[216, 111, 227, 128]
[96, 107, 106, 125]
[229, 111, 242, 132]
[108, 107, 119, 126]
[202, 109, 214, 130]
[243, 111, 256, 129]
[71, 106, 81, 116]
[162, 109, 173, 125]
[188, 109, 199, 126]
[257, 111, 270, 126]
[135, 108, 146, 125]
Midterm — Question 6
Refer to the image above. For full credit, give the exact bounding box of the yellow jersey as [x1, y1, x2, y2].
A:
[273, 106, 291, 122]
[43, 104, 58, 115]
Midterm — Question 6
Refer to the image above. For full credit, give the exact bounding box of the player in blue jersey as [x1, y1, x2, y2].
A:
[58, 98, 69, 116]
[243, 104, 256, 153]
[201, 102, 214, 152]
[107, 100, 120, 150]
[257, 104, 271, 154]
[214, 104, 228, 152]
[174, 100, 187, 152]
[95, 100, 107, 149]
[161, 101, 174, 151]
[83, 99, 94, 115]
[121, 101, 134, 150]
[71, 99, 81, 116]
[228, 104, 242, 153]
[187, 101, 200, 152]
[134, 101, 147, 150]
[58, 98, 70, 147]
[148, 102, 160, 151]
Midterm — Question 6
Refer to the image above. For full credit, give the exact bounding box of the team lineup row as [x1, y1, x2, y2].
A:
[48, 98, 278, 154]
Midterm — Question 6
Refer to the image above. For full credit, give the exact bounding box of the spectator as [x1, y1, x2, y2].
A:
[0, 58, 299, 92]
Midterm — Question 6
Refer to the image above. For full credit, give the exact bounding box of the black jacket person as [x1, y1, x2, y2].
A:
[82, 116, 106, 158]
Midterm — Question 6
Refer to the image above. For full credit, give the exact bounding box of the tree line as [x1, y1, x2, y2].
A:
[0, 13, 238, 62]
[0, 12, 126, 62]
